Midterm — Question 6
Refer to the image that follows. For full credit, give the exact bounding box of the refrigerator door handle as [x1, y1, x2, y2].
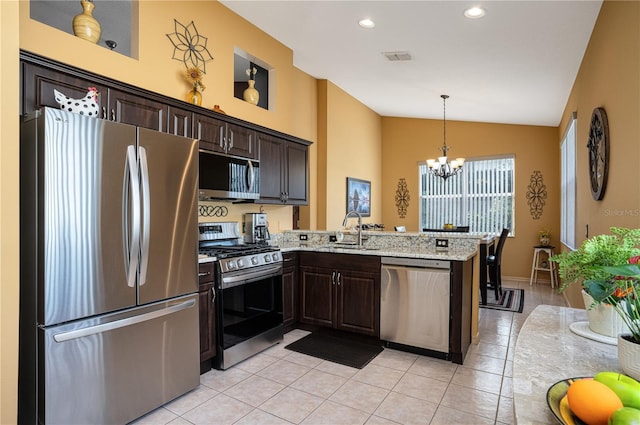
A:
[53, 299, 196, 343]
[125, 145, 141, 288]
[138, 146, 151, 286]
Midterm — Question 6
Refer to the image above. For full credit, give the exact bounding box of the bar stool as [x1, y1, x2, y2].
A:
[529, 246, 556, 288]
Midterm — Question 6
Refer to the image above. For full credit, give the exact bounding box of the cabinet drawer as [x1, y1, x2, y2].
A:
[198, 262, 214, 285]
[298, 252, 380, 272]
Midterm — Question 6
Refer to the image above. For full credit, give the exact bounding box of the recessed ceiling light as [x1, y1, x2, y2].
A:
[358, 18, 375, 29]
[464, 6, 486, 19]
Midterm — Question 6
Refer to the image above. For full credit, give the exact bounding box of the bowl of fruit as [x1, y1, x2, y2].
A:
[547, 372, 640, 425]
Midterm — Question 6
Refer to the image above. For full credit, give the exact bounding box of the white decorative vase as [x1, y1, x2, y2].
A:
[582, 290, 629, 337]
[618, 334, 640, 381]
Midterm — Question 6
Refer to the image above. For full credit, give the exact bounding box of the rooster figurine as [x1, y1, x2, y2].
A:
[53, 87, 100, 117]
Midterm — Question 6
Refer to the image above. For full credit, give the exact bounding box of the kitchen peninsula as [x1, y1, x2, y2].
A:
[273, 230, 484, 364]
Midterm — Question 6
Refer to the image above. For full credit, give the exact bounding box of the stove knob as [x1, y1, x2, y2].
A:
[272, 253, 280, 261]
[237, 259, 245, 268]
[227, 260, 237, 270]
[251, 256, 259, 265]
[264, 254, 272, 262]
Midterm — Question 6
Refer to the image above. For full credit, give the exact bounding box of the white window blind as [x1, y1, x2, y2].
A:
[419, 156, 515, 235]
[561, 116, 577, 249]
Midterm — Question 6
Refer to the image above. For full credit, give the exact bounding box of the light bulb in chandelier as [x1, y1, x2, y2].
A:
[426, 94, 465, 180]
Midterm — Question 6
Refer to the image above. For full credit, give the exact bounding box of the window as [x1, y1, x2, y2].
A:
[419, 156, 515, 235]
[561, 114, 577, 249]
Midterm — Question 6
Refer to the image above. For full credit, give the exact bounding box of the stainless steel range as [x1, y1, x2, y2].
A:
[198, 222, 283, 370]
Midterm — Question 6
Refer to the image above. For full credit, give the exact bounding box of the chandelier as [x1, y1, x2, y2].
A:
[426, 94, 465, 180]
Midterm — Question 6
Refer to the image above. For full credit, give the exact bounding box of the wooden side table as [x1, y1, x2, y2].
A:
[529, 245, 556, 288]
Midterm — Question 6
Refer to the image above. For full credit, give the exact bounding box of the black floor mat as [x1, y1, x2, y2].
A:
[285, 332, 383, 369]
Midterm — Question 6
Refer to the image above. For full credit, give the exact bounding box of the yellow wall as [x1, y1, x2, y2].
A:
[317, 81, 382, 230]
[381, 117, 560, 279]
[1, 2, 21, 423]
[558, 0, 640, 307]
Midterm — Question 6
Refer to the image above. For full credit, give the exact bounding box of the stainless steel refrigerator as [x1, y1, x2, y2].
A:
[18, 107, 200, 424]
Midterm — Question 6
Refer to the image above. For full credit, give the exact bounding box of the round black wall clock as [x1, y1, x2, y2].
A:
[587, 107, 609, 200]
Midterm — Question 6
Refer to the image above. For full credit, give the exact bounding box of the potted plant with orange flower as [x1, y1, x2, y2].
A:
[585, 256, 640, 380]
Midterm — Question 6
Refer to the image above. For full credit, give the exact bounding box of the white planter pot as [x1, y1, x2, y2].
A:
[582, 290, 630, 338]
[618, 334, 640, 381]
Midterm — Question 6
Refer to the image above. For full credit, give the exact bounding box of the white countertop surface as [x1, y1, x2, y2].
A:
[513, 305, 620, 424]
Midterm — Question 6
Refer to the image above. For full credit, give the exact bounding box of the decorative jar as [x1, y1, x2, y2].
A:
[72, 0, 101, 44]
[187, 89, 202, 106]
[243, 80, 259, 105]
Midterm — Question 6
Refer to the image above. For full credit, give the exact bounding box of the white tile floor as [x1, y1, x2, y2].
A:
[131, 280, 567, 425]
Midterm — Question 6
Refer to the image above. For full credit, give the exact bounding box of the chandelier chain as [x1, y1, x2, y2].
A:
[442, 94, 448, 155]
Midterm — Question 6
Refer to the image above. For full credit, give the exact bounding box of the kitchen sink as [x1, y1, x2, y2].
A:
[322, 244, 379, 251]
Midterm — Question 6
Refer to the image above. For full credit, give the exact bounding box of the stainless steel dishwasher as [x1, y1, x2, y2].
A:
[380, 257, 451, 356]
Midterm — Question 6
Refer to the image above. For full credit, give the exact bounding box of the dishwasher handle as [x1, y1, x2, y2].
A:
[381, 257, 450, 269]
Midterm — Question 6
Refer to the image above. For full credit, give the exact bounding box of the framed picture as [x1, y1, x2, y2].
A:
[346, 177, 371, 217]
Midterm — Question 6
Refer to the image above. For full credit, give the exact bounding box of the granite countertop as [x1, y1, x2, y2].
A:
[513, 305, 619, 424]
[276, 242, 477, 261]
[271, 230, 484, 261]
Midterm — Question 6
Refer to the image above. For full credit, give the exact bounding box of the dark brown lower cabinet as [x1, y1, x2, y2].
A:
[282, 252, 298, 332]
[299, 252, 380, 337]
[198, 263, 216, 372]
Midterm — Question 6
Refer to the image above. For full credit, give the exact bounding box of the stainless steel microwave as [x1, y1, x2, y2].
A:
[198, 150, 259, 201]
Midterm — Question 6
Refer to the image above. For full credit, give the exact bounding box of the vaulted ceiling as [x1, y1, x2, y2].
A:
[221, 1, 603, 127]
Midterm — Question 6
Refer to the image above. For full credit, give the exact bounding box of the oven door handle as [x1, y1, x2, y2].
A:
[221, 265, 282, 289]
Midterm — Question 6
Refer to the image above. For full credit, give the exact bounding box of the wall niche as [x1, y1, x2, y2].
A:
[30, 0, 137, 57]
[233, 47, 271, 110]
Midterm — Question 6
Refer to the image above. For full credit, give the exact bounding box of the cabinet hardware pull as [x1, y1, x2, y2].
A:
[337, 272, 342, 285]
[228, 129, 234, 150]
[331, 271, 336, 285]
[198, 272, 211, 277]
[102, 107, 107, 119]
[211, 287, 216, 303]
[111, 109, 115, 121]
[219, 127, 225, 150]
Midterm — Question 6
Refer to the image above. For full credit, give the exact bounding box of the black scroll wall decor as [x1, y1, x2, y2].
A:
[526, 170, 547, 220]
[166, 19, 214, 72]
[395, 178, 410, 218]
[198, 205, 228, 218]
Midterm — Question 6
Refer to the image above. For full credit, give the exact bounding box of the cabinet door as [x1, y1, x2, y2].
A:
[194, 114, 226, 153]
[299, 266, 334, 327]
[168, 106, 193, 138]
[108, 88, 168, 132]
[199, 283, 217, 362]
[22, 62, 107, 116]
[226, 123, 257, 159]
[258, 133, 285, 203]
[282, 254, 298, 331]
[286, 142, 309, 205]
[336, 270, 380, 337]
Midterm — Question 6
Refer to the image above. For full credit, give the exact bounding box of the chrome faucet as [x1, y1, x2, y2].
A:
[342, 210, 363, 246]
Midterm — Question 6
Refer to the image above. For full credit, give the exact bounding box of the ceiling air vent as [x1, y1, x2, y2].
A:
[382, 51, 412, 61]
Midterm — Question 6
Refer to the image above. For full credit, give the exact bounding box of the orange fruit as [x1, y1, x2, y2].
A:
[566, 378, 623, 425]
